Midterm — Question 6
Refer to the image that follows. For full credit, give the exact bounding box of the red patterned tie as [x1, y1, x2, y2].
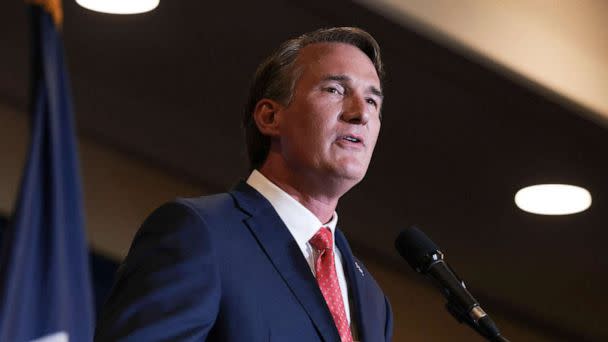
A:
[310, 227, 353, 342]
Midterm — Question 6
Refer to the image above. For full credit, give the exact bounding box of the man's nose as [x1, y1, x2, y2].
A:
[341, 94, 370, 125]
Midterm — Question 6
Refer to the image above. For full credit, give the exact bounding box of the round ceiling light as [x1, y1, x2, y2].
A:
[76, 0, 159, 14]
[514, 184, 592, 215]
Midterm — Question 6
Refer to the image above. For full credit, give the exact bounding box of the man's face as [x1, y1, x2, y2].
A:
[276, 42, 382, 188]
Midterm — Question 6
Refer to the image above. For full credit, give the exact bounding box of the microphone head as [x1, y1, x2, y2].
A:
[395, 226, 441, 273]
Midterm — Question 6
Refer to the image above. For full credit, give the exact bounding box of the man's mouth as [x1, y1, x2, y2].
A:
[338, 134, 364, 146]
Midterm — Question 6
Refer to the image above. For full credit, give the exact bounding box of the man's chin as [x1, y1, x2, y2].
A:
[330, 163, 368, 184]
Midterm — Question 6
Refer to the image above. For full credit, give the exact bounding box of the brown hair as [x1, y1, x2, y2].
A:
[243, 27, 384, 171]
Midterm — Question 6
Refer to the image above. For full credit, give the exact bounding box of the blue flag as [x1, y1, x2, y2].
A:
[0, 3, 94, 341]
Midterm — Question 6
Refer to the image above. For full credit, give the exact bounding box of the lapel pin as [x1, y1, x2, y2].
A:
[355, 262, 364, 277]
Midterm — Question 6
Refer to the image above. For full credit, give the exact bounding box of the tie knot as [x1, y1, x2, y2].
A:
[310, 227, 333, 251]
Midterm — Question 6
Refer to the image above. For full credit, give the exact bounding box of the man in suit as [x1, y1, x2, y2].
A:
[95, 27, 392, 342]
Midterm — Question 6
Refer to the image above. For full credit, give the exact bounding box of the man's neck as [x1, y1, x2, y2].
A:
[258, 165, 340, 224]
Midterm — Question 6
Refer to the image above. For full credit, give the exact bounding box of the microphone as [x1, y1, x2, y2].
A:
[395, 226, 509, 342]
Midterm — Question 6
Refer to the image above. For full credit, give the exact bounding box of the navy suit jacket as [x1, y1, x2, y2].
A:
[95, 181, 393, 341]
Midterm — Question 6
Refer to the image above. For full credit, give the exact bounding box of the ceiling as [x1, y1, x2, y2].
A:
[358, 0, 608, 125]
[1, 0, 607, 340]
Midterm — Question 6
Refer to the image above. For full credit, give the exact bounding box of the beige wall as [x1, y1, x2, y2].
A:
[0, 102, 555, 341]
[358, 0, 608, 126]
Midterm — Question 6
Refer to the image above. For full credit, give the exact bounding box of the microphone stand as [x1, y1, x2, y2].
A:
[445, 300, 510, 342]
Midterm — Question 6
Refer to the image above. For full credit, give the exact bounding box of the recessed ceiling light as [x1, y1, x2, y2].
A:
[76, 0, 159, 15]
[514, 184, 592, 215]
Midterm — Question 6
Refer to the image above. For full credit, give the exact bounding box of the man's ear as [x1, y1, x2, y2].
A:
[253, 98, 283, 137]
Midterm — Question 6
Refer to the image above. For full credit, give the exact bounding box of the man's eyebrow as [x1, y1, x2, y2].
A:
[321, 74, 350, 83]
[321, 74, 384, 99]
[369, 86, 384, 99]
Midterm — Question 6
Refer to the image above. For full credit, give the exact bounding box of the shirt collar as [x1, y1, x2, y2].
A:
[246, 169, 338, 248]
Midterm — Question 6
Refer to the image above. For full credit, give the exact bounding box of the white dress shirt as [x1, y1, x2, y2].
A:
[247, 170, 352, 324]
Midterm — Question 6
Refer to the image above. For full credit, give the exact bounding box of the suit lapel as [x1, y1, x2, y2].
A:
[230, 181, 340, 342]
[335, 229, 373, 342]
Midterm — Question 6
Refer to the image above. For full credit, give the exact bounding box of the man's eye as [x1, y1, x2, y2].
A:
[325, 87, 342, 95]
[366, 98, 378, 107]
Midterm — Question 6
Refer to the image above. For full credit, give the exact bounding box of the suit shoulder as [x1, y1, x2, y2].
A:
[129, 194, 234, 250]
[175, 192, 233, 210]
[174, 192, 240, 219]
[169, 193, 248, 234]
